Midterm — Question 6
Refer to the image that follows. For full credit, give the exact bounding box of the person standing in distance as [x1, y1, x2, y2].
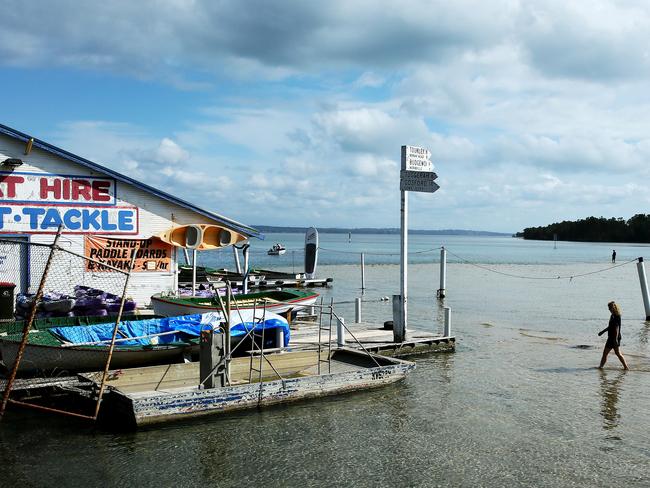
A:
[598, 301, 629, 370]
[612, 250, 616, 263]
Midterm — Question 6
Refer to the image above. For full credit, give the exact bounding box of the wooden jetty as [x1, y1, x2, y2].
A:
[0, 309, 452, 428]
[290, 317, 455, 357]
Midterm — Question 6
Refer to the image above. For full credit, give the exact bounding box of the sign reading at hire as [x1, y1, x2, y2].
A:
[0, 171, 116, 205]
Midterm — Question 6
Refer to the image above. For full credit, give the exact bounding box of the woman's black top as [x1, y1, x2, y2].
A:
[606, 314, 622, 348]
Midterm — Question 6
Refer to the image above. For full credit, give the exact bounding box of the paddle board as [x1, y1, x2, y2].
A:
[304, 227, 318, 279]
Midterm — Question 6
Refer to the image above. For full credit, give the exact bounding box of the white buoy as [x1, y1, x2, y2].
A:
[443, 306, 451, 337]
[337, 317, 346, 346]
[637, 257, 650, 321]
[360, 252, 366, 290]
[355, 297, 362, 323]
[437, 247, 447, 298]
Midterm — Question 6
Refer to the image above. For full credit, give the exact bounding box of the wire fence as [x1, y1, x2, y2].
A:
[0, 233, 135, 421]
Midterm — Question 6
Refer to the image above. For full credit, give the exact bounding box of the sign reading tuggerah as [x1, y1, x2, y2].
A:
[400, 145, 438, 193]
[400, 170, 439, 193]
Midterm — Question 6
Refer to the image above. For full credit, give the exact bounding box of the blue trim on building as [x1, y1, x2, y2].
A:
[0, 123, 263, 239]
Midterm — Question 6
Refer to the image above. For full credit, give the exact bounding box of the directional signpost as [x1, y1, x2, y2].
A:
[395, 145, 439, 342]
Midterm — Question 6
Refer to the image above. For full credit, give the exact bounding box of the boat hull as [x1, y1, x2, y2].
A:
[0, 340, 196, 374]
[150, 292, 318, 317]
[101, 349, 415, 427]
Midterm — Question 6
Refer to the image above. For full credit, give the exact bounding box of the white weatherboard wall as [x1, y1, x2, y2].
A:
[0, 134, 238, 306]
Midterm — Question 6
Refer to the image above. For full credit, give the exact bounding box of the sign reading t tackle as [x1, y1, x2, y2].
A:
[0, 170, 138, 234]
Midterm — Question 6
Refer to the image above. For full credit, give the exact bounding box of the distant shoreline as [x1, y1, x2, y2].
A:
[254, 225, 511, 236]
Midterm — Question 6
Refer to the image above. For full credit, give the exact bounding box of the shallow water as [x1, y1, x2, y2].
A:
[2, 246, 650, 486]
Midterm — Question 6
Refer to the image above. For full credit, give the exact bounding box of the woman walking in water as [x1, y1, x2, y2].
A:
[598, 301, 629, 370]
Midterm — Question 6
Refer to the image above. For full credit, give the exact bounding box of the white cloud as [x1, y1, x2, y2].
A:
[7, 1, 650, 232]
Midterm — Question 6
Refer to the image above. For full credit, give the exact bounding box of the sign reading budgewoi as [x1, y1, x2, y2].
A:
[0, 170, 138, 234]
[400, 145, 438, 193]
[402, 145, 433, 172]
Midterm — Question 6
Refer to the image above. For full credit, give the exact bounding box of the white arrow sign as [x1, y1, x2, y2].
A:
[402, 145, 433, 172]
[400, 170, 439, 193]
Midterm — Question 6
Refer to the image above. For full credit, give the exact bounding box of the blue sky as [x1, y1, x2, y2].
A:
[2, 0, 650, 233]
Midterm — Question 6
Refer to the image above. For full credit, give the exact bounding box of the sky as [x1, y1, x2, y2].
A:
[2, 0, 650, 234]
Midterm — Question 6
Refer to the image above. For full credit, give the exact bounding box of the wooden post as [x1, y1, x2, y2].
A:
[437, 247, 447, 298]
[200, 328, 226, 389]
[443, 306, 451, 337]
[637, 257, 650, 321]
[392, 294, 405, 342]
[360, 253, 366, 290]
[355, 297, 362, 323]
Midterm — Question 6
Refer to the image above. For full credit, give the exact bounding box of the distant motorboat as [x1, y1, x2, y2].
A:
[267, 243, 286, 255]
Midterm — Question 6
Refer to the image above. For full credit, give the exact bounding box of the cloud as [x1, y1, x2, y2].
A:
[0, 1, 512, 80]
[7, 1, 650, 233]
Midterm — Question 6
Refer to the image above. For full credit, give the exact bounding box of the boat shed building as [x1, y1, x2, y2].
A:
[0, 123, 261, 306]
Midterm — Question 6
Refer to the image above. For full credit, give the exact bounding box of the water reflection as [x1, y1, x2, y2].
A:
[638, 321, 650, 349]
[599, 370, 625, 432]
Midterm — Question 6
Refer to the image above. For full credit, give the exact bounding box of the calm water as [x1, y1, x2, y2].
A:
[2, 234, 650, 487]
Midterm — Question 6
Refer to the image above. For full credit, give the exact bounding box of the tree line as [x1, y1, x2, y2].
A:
[518, 214, 650, 242]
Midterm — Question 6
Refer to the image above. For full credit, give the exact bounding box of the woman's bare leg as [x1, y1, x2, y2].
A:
[613, 347, 629, 370]
[599, 346, 611, 368]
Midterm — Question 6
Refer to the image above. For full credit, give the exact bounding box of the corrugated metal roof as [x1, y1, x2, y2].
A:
[0, 123, 262, 239]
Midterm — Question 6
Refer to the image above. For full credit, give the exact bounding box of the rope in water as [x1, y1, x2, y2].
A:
[242, 243, 638, 282]
[443, 248, 638, 281]
[317, 246, 443, 256]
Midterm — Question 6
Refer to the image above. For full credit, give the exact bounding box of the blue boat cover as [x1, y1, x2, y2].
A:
[50, 311, 290, 347]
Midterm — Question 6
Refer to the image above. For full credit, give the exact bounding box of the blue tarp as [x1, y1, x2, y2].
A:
[50, 311, 290, 347]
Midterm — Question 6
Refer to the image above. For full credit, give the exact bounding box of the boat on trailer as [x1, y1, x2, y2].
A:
[150, 288, 319, 317]
[95, 347, 415, 428]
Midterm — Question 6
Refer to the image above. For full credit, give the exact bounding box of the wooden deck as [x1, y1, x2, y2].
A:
[289, 318, 455, 357]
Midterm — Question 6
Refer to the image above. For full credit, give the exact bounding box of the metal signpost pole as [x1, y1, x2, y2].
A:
[399, 180, 408, 342]
[398, 145, 438, 343]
